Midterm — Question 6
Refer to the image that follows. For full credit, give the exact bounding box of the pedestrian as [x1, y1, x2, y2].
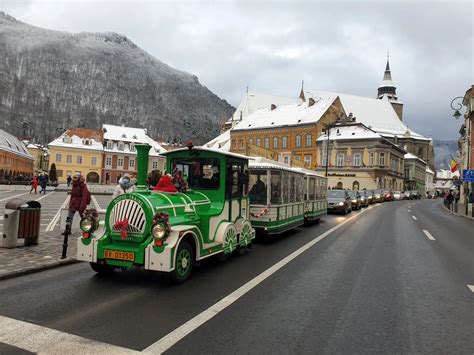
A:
[67, 173, 91, 230]
[39, 173, 48, 194]
[112, 174, 136, 197]
[66, 175, 72, 187]
[446, 190, 454, 211]
[30, 175, 38, 194]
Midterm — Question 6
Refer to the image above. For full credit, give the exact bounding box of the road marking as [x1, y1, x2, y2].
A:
[0, 315, 137, 354]
[144, 203, 375, 354]
[0, 192, 30, 203]
[408, 210, 411, 213]
[91, 195, 101, 210]
[412, 215, 417, 220]
[467, 285, 474, 293]
[45, 196, 70, 232]
[422, 229, 436, 241]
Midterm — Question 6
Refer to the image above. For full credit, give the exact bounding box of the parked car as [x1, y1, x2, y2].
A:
[347, 190, 362, 210]
[382, 189, 394, 201]
[403, 190, 411, 200]
[366, 190, 375, 204]
[373, 189, 384, 203]
[327, 190, 352, 214]
[410, 190, 420, 200]
[358, 190, 370, 207]
[393, 191, 402, 201]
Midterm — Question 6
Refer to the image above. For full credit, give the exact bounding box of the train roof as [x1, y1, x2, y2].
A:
[161, 146, 253, 161]
[249, 157, 326, 178]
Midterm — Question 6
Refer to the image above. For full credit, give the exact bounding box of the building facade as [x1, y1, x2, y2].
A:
[102, 124, 165, 184]
[0, 129, 34, 180]
[425, 166, 435, 196]
[229, 97, 344, 169]
[404, 153, 427, 195]
[48, 128, 104, 183]
[315, 121, 406, 190]
[25, 142, 49, 173]
[458, 86, 474, 207]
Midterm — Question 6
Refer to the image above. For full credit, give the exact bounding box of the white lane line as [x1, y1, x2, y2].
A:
[144, 203, 375, 354]
[45, 196, 70, 232]
[467, 285, 474, 293]
[33, 191, 55, 202]
[0, 315, 138, 354]
[0, 192, 30, 202]
[422, 229, 436, 241]
[412, 215, 418, 220]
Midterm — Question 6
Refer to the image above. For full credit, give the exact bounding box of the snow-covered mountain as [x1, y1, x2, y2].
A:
[0, 12, 234, 144]
[433, 139, 459, 170]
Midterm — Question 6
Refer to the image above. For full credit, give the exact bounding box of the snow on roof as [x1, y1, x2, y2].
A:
[232, 96, 337, 131]
[0, 129, 34, 160]
[226, 92, 298, 124]
[161, 146, 252, 160]
[404, 152, 427, 165]
[304, 89, 427, 140]
[48, 128, 103, 151]
[249, 157, 326, 178]
[316, 123, 381, 142]
[204, 129, 231, 152]
[103, 124, 148, 142]
[426, 166, 435, 175]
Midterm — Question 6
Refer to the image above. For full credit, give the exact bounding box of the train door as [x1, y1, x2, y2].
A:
[225, 158, 249, 222]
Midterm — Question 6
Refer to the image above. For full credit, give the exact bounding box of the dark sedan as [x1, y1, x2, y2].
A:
[327, 190, 352, 214]
[347, 190, 362, 210]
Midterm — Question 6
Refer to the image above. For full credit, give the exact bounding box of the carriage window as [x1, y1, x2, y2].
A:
[295, 174, 303, 202]
[303, 176, 308, 200]
[249, 169, 267, 205]
[282, 171, 289, 204]
[271, 170, 282, 204]
[309, 177, 316, 200]
[226, 160, 248, 198]
[171, 158, 220, 190]
[289, 173, 296, 203]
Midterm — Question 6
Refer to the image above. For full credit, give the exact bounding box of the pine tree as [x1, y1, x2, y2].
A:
[49, 163, 57, 183]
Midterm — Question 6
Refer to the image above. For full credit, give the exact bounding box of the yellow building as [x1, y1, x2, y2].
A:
[229, 97, 344, 168]
[48, 128, 104, 183]
[25, 142, 49, 173]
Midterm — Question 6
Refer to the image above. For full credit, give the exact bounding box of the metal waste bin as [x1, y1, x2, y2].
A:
[1, 198, 41, 248]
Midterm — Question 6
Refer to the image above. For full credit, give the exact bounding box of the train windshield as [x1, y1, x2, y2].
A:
[249, 169, 268, 205]
[171, 158, 220, 190]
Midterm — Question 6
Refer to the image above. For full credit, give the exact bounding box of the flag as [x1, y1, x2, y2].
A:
[450, 157, 460, 173]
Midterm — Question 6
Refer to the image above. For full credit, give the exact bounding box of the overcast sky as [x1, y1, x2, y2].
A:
[2, 0, 472, 140]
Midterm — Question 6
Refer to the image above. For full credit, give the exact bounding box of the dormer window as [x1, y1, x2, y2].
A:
[83, 139, 91, 146]
[121, 133, 127, 139]
[118, 141, 125, 151]
[63, 136, 72, 144]
[132, 135, 137, 140]
[106, 141, 113, 149]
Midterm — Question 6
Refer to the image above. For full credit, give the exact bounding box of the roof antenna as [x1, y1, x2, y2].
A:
[301, 79, 304, 90]
[246, 85, 249, 94]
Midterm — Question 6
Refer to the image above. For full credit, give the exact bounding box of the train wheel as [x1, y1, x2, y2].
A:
[239, 222, 253, 248]
[170, 241, 193, 284]
[90, 262, 115, 275]
[222, 226, 237, 255]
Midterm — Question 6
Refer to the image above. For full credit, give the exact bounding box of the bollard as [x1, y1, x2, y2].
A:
[61, 216, 71, 259]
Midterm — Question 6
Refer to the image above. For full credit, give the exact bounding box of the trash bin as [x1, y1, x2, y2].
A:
[0, 198, 41, 248]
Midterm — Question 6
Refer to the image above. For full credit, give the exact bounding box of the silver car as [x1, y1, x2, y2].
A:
[393, 191, 402, 201]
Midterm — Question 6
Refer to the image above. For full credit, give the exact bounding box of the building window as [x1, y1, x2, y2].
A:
[369, 153, 374, 166]
[62, 136, 72, 144]
[284, 156, 289, 165]
[337, 152, 344, 167]
[77, 155, 83, 164]
[256, 138, 262, 147]
[264, 137, 270, 149]
[379, 153, 385, 166]
[55, 153, 62, 163]
[273, 137, 278, 149]
[239, 139, 243, 149]
[56, 170, 63, 178]
[152, 161, 158, 170]
[105, 156, 112, 167]
[130, 143, 135, 152]
[232, 140, 236, 149]
[304, 155, 311, 166]
[83, 139, 91, 146]
[107, 141, 113, 149]
[294, 155, 301, 161]
[282, 136, 288, 148]
[118, 158, 124, 168]
[118, 141, 125, 151]
[306, 134, 312, 147]
[129, 159, 135, 169]
[295, 135, 302, 148]
[91, 156, 97, 166]
[248, 138, 253, 145]
[321, 151, 327, 167]
[66, 154, 72, 164]
[353, 153, 361, 167]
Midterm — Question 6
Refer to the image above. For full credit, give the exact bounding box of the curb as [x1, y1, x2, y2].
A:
[442, 203, 474, 221]
[0, 259, 81, 280]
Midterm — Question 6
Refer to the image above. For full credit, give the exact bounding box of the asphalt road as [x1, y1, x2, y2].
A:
[0, 199, 473, 354]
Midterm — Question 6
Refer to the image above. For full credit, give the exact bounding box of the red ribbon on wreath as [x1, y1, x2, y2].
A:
[113, 218, 129, 239]
[250, 208, 269, 218]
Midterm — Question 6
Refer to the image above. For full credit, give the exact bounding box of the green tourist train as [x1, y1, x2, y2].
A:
[77, 144, 327, 283]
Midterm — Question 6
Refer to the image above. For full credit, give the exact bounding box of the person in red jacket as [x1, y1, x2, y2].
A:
[30, 175, 38, 194]
[67, 173, 90, 229]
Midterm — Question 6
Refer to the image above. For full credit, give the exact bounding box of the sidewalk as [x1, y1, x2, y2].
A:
[442, 201, 474, 221]
[0, 230, 80, 280]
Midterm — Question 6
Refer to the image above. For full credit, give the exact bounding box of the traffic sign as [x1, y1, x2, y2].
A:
[462, 170, 474, 182]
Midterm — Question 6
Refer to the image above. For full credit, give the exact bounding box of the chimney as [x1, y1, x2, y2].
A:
[271, 104, 277, 110]
[135, 144, 151, 192]
[308, 98, 315, 107]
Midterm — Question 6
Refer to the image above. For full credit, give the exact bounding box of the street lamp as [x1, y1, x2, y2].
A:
[451, 96, 464, 119]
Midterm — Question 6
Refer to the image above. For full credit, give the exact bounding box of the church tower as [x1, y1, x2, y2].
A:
[377, 56, 403, 121]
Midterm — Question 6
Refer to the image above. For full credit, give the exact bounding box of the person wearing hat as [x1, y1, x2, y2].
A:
[68, 173, 91, 229]
[113, 174, 136, 197]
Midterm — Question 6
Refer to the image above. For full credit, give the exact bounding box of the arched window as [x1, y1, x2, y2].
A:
[336, 181, 343, 189]
[256, 137, 262, 147]
[248, 138, 253, 145]
[282, 136, 288, 148]
[353, 153, 361, 167]
[264, 137, 270, 148]
[273, 136, 278, 148]
[295, 135, 302, 148]
[352, 181, 360, 190]
[239, 139, 244, 149]
[306, 134, 312, 147]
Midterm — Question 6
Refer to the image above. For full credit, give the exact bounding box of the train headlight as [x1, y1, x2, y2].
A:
[152, 223, 165, 239]
[80, 218, 93, 232]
